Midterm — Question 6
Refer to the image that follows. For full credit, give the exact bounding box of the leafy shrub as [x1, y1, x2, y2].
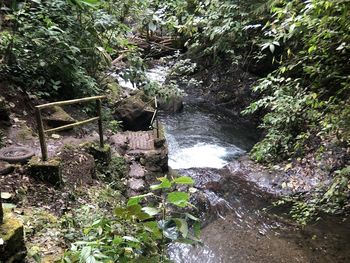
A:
[62, 175, 200, 262]
[96, 156, 128, 190]
[0, 0, 144, 99]
[244, 0, 350, 162]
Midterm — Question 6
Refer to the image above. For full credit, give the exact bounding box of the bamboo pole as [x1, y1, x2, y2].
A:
[45, 117, 100, 133]
[36, 108, 48, 161]
[36, 96, 106, 159]
[0, 188, 3, 224]
[36, 95, 106, 110]
[96, 99, 104, 148]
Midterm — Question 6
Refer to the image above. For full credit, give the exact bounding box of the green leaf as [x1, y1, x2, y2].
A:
[167, 192, 190, 207]
[141, 207, 160, 216]
[148, 22, 157, 32]
[144, 221, 162, 239]
[127, 193, 153, 206]
[123, 236, 140, 243]
[150, 178, 172, 190]
[86, 255, 96, 263]
[173, 218, 189, 238]
[158, 220, 178, 240]
[193, 221, 201, 238]
[172, 176, 194, 185]
[185, 213, 200, 221]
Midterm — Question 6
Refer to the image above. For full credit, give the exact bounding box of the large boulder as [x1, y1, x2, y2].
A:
[158, 95, 184, 113]
[113, 93, 155, 131]
[42, 106, 76, 129]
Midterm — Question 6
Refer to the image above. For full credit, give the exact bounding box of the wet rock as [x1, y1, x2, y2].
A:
[129, 162, 145, 178]
[225, 157, 284, 195]
[0, 161, 14, 175]
[128, 178, 145, 191]
[0, 211, 26, 262]
[143, 148, 168, 173]
[42, 106, 76, 129]
[158, 95, 184, 113]
[113, 93, 154, 131]
[109, 134, 129, 155]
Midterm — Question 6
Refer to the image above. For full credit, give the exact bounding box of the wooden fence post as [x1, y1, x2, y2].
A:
[96, 99, 104, 148]
[0, 189, 3, 224]
[35, 108, 48, 161]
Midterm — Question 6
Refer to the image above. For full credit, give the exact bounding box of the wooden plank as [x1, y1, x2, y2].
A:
[36, 95, 106, 109]
[45, 117, 99, 133]
[36, 108, 48, 161]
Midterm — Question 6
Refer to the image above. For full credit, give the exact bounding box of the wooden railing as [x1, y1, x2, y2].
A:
[35, 96, 106, 161]
[149, 96, 159, 138]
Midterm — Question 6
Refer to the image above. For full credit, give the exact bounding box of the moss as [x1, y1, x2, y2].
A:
[17, 124, 34, 142]
[0, 212, 22, 242]
[87, 143, 112, 165]
[96, 156, 127, 190]
[28, 157, 62, 186]
[0, 211, 26, 261]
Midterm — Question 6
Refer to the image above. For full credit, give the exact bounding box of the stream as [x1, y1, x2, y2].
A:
[121, 64, 350, 263]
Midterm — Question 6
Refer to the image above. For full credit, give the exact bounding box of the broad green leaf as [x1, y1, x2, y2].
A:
[167, 192, 190, 207]
[141, 207, 160, 216]
[158, 220, 178, 240]
[193, 221, 201, 238]
[144, 221, 162, 239]
[150, 178, 172, 190]
[127, 193, 153, 206]
[172, 176, 194, 185]
[86, 255, 96, 263]
[173, 218, 189, 238]
[185, 213, 200, 221]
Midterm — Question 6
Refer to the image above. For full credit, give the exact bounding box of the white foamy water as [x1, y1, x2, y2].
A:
[168, 142, 241, 169]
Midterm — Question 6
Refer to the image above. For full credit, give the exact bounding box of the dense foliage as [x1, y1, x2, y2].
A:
[63, 176, 200, 262]
[0, 0, 152, 99]
[244, 0, 350, 163]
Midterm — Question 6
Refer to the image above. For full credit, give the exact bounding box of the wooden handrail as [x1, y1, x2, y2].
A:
[36, 95, 106, 109]
[35, 96, 106, 161]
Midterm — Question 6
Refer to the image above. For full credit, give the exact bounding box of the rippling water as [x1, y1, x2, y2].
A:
[121, 64, 350, 263]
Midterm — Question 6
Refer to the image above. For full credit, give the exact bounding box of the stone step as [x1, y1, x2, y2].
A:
[128, 178, 145, 192]
[129, 162, 145, 178]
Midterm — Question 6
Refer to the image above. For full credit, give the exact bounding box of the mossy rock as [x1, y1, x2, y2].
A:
[0, 211, 26, 262]
[28, 157, 62, 186]
[42, 106, 76, 129]
[87, 143, 112, 165]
